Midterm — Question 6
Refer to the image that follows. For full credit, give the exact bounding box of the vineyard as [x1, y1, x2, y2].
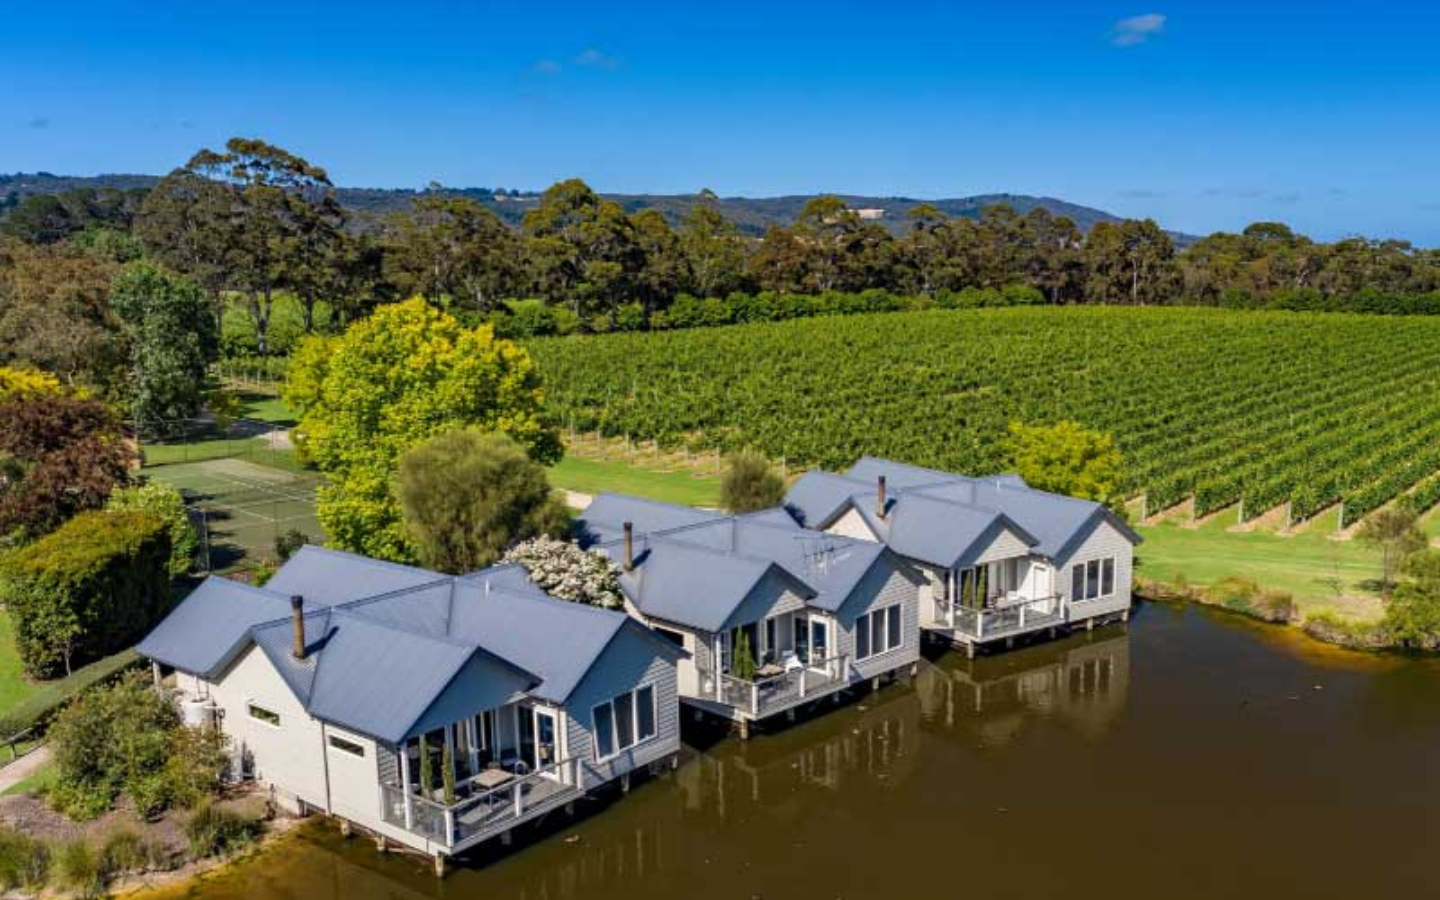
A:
[527, 307, 1440, 528]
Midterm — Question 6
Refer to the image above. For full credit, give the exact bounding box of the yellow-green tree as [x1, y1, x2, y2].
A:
[1003, 421, 1123, 506]
[284, 298, 561, 561]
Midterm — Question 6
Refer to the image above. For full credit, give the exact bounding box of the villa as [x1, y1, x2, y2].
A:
[577, 495, 923, 735]
[136, 546, 684, 870]
[784, 457, 1141, 655]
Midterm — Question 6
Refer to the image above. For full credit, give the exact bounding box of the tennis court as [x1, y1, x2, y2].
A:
[146, 458, 325, 573]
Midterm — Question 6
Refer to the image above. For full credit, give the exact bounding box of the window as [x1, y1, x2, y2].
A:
[636, 685, 656, 742]
[592, 684, 659, 761]
[1072, 558, 1117, 602]
[615, 689, 635, 748]
[594, 705, 616, 758]
[855, 605, 903, 661]
[328, 735, 365, 757]
[248, 703, 280, 727]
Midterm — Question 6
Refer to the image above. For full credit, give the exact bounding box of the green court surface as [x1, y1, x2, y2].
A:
[146, 458, 324, 573]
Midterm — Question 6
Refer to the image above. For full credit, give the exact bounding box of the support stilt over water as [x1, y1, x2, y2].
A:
[738, 719, 750, 741]
[501, 829, 513, 847]
[433, 854, 446, 878]
[339, 819, 352, 838]
[374, 835, 388, 853]
[622, 772, 633, 792]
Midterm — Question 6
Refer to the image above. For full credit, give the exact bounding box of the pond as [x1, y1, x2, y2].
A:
[146, 602, 1440, 900]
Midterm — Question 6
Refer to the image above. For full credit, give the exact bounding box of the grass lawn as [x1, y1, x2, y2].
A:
[1137, 516, 1387, 622]
[0, 609, 41, 720]
[2, 759, 57, 796]
[548, 455, 722, 508]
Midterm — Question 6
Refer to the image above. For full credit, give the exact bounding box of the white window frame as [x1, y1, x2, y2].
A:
[591, 682, 659, 763]
[1071, 557, 1117, 602]
[247, 702, 281, 728]
[854, 603, 903, 661]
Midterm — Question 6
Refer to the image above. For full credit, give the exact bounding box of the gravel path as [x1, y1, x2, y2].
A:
[0, 744, 50, 793]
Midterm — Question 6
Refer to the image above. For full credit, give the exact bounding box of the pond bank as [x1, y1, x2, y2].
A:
[1136, 577, 1423, 653]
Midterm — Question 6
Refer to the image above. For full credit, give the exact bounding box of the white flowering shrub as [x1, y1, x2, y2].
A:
[503, 536, 624, 609]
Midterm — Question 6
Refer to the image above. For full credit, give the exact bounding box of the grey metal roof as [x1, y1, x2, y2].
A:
[138, 546, 681, 743]
[782, 470, 871, 528]
[264, 545, 442, 607]
[848, 492, 1038, 569]
[786, 457, 1140, 567]
[611, 538, 814, 633]
[136, 577, 296, 678]
[574, 493, 723, 546]
[252, 608, 535, 743]
[644, 517, 887, 614]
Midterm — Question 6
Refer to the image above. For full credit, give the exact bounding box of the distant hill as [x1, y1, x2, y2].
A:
[0, 172, 1177, 239]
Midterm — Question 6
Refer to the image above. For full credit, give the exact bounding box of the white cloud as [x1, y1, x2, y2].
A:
[530, 59, 562, 75]
[571, 48, 622, 70]
[1111, 13, 1166, 47]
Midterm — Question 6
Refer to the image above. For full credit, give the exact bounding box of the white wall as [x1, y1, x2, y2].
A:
[826, 507, 878, 541]
[204, 646, 328, 814]
[1058, 519, 1135, 620]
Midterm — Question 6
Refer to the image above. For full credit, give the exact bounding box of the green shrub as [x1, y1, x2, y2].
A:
[48, 673, 206, 820]
[0, 826, 50, 891]
[100, 828, 168, 875]
[52, 839, 105, 899]
[184, 803, 262, 858]
[106, 481, 197, 577]
[0, 509, 171, 678]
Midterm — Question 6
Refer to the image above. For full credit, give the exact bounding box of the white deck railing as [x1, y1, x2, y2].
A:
[933, 595, 1065, 640]
[381, 756, 582, 848]
[713, 652, 850, 717]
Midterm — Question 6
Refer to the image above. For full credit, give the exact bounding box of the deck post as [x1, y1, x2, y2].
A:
[799, 668, 807, 698]
[750, 683, 758, 717]
[466, 719, 479, 774]
[714, 635, 724, 701]
[443, 808, 455, 846]
[1019, 603, 1027, 629]
[515, 780, 525, 816]
[947, 569, 957, 629]
[399, 748, 415, 830]
[976, 610, 985, 640]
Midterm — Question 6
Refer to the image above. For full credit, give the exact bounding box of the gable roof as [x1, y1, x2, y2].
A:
[136, 577, 295, 678]
[139, 547, 680, 742]
[607, 536, 815, 633]
[265, 545, 443, 607]
[574, 493, 724, 546]
[786, 457, 1140, 567]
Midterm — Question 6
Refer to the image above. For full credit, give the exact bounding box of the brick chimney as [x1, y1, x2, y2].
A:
[622, 522, 635, 572]
[290, 595, 306, 660]
[876, 475, 888, 519]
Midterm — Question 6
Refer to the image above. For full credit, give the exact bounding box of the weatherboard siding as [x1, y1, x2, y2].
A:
[720, 569, 809, 633]
[324, 725, 382, 823]
[564, 627, 680, 788]
[1059, 519, 1134, 621]
[827, 507, 878, 541]
[972, 526, 1032, 565]
[835, 558, 922, 681]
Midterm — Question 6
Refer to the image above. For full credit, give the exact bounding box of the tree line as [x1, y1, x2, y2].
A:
[5, 136, 1440, 369]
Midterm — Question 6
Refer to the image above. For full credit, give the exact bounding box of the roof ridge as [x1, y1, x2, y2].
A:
[332, 576, 455, 614]
[475, 580, 629, 622]
[290, 544, 443, 578]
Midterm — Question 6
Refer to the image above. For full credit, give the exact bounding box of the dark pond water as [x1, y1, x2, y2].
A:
[150, 602, 1440, 900]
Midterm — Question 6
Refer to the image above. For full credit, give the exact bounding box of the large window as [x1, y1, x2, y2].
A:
[248, 703, 280, 727]
[855, 604, 903, 661]
[592, 684, 659, 761]
[1071, 558, 1117, 602]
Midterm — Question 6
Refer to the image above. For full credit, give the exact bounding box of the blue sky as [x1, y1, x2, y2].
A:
[5, 1, 1440, 243]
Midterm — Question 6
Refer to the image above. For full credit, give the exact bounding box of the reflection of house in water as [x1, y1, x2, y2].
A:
[674, 683, 922, 820]
[916, 629, 1130, 743]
